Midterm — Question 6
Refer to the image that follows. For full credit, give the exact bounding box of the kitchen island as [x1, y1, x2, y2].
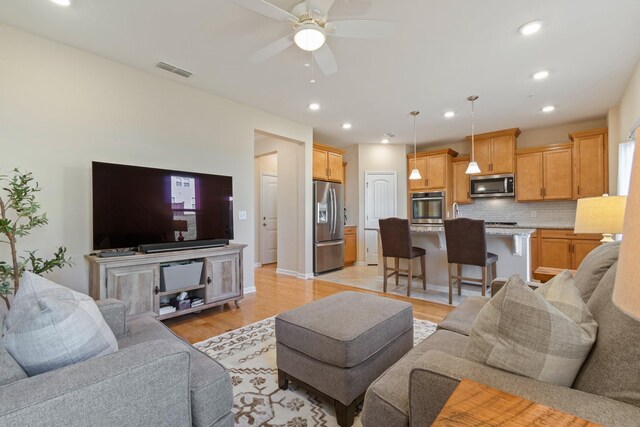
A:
[376, 225, 536, 289]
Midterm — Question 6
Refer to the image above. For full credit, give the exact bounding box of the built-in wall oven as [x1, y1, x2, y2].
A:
[411, 191, 445, 224]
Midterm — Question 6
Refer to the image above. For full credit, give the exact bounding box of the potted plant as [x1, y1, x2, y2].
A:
[0, 169, 72, 309]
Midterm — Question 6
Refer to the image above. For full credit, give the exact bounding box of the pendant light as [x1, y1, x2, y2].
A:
[409, 111, 422, 180]
[465, 96, 482, 175]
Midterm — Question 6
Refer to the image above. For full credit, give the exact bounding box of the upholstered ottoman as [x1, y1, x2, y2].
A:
[275, 291, 413, 427]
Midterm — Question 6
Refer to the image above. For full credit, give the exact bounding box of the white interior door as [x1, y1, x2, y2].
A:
[260, 174, 278, 265]
[364, 172, 397, 264]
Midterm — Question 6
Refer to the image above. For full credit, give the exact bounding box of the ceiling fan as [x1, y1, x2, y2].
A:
[232, 0, 394, 75]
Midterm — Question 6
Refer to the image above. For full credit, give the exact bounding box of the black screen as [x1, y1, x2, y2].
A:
[92, 162, 233, 250]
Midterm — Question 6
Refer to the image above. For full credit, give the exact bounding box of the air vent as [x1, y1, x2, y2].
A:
[156, 62, 193, 78]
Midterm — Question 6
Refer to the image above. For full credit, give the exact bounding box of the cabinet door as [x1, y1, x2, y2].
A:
[573, 240, 601, 269]
[540, 238, 573, 269]
[344, 233, 357, 265]
[490, 136, 515, 174]
[205, 254, 240, 303]
[328, 152, 343, 183]
[408, 157, 428, 191]
[452, 161, 473, 204]
[574, 134, 606, 198]
[516, 152, 543, 202]
[473, 139, 492, 175]
[313, 148, 328, 181]
[106, 264, 159, 316]
[426, 154, 446, 189]
[543, 148, 573, 200]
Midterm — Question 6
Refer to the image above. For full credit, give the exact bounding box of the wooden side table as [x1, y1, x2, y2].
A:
[432, 379, 600, 426]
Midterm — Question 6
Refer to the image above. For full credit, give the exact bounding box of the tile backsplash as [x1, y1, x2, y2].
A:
[457, 198, 577, 227]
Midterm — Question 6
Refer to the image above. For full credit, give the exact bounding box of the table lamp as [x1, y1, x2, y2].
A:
[574, 195, 627, 242]
[173, 219, 188, 242]
[613, 129, 639, 321]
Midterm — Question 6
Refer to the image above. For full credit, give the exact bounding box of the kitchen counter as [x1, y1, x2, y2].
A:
[411, 225, 535, 237]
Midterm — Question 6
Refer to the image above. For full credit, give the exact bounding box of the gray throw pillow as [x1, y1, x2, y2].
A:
[574, 241, 620, 302]
[464, 272, 598, 386]
[3, 272, 118, 376]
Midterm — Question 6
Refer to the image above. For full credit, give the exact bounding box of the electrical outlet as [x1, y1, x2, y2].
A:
[239, 211, 247, 220]
[530, 211, 537, 218]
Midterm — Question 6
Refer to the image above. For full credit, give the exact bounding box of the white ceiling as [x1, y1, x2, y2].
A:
[2, 0, 640, 147]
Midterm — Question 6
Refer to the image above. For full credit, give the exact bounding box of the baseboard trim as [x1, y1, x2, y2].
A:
[275, 268, 298, 277]
[297, 272, 314, 280]
[244, 286, 256, 295]
[253, 263, 262, 268]
[354, 262, 368, 267]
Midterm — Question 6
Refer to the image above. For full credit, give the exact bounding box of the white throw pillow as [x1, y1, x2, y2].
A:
[3, 272, 118, 376]
[464, 272, 598, 386]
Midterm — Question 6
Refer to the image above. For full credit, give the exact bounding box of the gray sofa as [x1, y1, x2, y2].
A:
[0, 299, 233, 427]
[362, 242, 640, 426]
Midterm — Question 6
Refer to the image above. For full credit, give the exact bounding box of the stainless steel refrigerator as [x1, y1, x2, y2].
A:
[314, 181, 344, 274]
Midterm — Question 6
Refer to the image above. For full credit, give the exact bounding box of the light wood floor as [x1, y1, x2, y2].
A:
[166, 264, 454, 343]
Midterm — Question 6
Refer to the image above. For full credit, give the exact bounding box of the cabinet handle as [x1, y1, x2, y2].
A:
[207, 277, 212, 284]
[540, 188, 543, 197]
[426, 178, 429, 187]
[577, 185, 580, 195]
[154, 286, 160, 295]
[543, 188, 546, 197]
[467, 191, 470, 199]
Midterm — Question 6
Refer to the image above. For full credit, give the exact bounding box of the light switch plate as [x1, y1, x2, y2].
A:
[239, 210, 247, 220]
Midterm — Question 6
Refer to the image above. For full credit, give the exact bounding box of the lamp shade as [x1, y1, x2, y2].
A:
[613, 129, 640, 321]
[465, 161, 481, 175]
[574, 195, 627, 234]
[409, 168, 422, 180]
[172, 219, 188, 232]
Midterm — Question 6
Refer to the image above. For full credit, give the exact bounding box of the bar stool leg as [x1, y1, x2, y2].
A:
[481, 266, 487, 297]
[457, 264, 462, 296]
[491, 262, 497, 292]
[395, 258, 400, 287]
[407, 259, 413, 297]
[421, 255, 427, 290]
[382, 257, 388, 293]
[448, 263, 453, 305]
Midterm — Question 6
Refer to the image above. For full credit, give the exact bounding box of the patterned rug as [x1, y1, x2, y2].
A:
[195, 317, 437, 427]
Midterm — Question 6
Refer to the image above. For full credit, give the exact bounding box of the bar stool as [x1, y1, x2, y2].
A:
[378, 218, 426, 297]
[443, 218, 498, 304]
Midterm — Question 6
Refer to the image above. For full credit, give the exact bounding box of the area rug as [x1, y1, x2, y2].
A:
[195, 316, 437, 427]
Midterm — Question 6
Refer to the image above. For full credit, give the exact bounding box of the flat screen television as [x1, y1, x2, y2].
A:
[92, 162, 233, 250]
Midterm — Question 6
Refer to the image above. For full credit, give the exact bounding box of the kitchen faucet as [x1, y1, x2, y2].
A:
[452, 202, 460, 219]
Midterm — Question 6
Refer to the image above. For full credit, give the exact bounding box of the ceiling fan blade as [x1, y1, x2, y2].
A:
[309, 0, 336, 15]
[313, 43, 338, 75]
[232, 0, 297, 22]
[249, 35, 294, 63]
[325, 20, 394, 38]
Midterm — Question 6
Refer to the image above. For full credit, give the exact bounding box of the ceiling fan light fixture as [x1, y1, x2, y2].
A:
[294, 24, 326, 52]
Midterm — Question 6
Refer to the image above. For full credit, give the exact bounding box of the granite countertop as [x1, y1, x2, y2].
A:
[410, 225, 536, 236]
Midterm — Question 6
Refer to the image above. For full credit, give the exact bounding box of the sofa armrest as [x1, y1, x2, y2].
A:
[0, 339, 192, 427]
[408, 350, 640, 427]
[96, 298, 127, 338]
[491, 277, 539, 296]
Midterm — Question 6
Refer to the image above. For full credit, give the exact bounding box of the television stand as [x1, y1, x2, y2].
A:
[86, 244, 246, 320]
[138, 238, 230, 254]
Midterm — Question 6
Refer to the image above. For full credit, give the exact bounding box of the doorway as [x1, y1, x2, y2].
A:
[364, 171, 397, 264]
[260, 173, 278, 265]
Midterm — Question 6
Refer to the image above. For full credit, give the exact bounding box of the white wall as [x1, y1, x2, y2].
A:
[0, 24, 313, 294]
[343, 145, 359, 227]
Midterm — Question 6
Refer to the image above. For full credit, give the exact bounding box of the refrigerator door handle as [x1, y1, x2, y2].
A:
[332, 188, 337, 235]
[316, 240, 343, 247]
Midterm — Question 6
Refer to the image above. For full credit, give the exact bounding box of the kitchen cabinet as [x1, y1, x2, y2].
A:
[344, 226, 357, 266]
[538, 229, 602, 270]
[407, 149, 457, 192]
[452, 156, 473, 204]
[313, 144, 344, 183]
[466, 128, 520, 175]
[516, 144, 573, 202]
[570, 128, 608, 199]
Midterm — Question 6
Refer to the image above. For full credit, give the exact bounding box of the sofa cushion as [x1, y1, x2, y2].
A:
[3, 272, 118, 376]
[119, 315, 233, 427]
[464, 273, 598, 387]
[573, 263, 640, 407]
[361, 329, 468, 426]
[0, 303, 27, 386]
[574, 241, 620, 302]
[437, 296, 488, 336]
[275, 291, 413, 368]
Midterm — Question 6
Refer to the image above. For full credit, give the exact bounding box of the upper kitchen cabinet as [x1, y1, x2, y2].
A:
[466, 128, 520, 175]
[313, 144, 344, 183]
[452, 156, 473, 204]
[569, 128, 608, 199]
[407, 149, 458, 192]
[516, 144, 573, 202]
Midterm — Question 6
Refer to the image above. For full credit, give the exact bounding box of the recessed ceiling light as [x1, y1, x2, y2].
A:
[308, 103, 320, 111]
[51, 0, 71, 5]
[533, 70, 550, 80]
[542, 105, 555, 113]
[444, 111, 455, 118]
[519, 20, 543, 36]
[341, 123, 352, 130]
[381, 138, 390, 144]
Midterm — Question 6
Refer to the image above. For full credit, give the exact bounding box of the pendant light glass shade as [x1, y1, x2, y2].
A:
[409, 111, 422, 180]
[465, 161, 481, 174]
[465, 95, 481, 175]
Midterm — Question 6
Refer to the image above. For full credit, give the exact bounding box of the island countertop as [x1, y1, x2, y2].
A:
[410, 225, 536, 236]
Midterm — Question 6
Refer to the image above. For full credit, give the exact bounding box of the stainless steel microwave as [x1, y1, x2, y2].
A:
[411, 191, 446, 224]
[470, 174, 515, 198]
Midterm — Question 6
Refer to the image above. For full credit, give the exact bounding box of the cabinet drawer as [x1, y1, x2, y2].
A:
[344, 226, 357, 235]
[539, 229, 601, 240]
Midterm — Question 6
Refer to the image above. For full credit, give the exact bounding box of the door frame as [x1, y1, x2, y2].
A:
[364, 171, 398, 264]
[260, 172, 278, 265]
